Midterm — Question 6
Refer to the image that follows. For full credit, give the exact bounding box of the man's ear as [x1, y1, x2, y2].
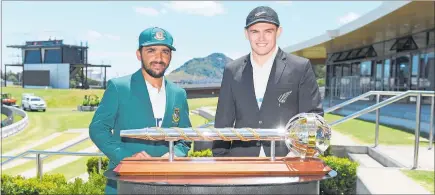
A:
[244, 28, 249, 40]
[136, 49, 141, 61]
[276, 26, 282, 39]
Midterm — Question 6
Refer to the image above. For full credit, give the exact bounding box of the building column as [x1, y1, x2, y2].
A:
[104, 67, 107, 89]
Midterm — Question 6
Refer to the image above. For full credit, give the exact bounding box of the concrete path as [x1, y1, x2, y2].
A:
[357, 167, 431, 194]
[375, 145, 434, 170]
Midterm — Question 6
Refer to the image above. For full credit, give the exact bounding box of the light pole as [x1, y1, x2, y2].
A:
[326, 30, 340, 108]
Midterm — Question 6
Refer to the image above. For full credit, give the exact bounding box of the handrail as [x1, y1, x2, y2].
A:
[325, 90, 435, 114]
[326, 90, 435, 169]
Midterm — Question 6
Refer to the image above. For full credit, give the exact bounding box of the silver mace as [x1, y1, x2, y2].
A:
[120, 113, 331, 162]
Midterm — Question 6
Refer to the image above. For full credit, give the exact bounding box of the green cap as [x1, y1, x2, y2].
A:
[138, 27, 176, 51]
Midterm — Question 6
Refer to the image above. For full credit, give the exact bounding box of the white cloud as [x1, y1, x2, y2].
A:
[84, 30, 121, 42]
[338, 12, 360, 25]
[275, 1, 292, 6]
[163, 1, 225, 17]
[134, 6, 161, 16]
[161, 9, 167, 14]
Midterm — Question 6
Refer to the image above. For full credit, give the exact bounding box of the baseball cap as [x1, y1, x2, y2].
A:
[138, 27, 176, 51]
[245, 6, 280, 29]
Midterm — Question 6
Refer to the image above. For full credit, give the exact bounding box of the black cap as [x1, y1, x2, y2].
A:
[245, 6, 280, 29]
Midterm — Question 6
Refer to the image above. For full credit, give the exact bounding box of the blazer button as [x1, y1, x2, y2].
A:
[259, 121, 263, 124]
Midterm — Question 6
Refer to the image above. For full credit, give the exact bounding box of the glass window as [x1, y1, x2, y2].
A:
[360, 61, 372, 76]
[420, 51, 435, 90]
[342, 64, 351, 76]
[384, 59, 390, 78]
[44, 49, 62, 63]
[351, 63, 360, 76]
[376, 61, 383, 79]
[334, 65, 342, 77]
[337, 51, 349, 61]
[411, 55, 419, 76]
[24, 50, 41, 63]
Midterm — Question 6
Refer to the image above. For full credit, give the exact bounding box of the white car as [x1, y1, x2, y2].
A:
[21, 94, 46, 112]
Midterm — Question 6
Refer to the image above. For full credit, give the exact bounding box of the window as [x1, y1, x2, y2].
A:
[347, 49, 360, 60]
[351, 63, 360, 76]
[337, 51, 349, 61]
[384, 59, 391, 78]
[411, 55, 419, 76]
[376, 61, 383, 79]
[24, 50, 41, 63]
[390, 36, 418, 52]
[44, 49, 62, 63]
[31, 98, 41, 101]
[360, 61, 372, 76]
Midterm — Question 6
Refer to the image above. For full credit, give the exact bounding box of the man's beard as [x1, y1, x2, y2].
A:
[141, 60, 168, 78]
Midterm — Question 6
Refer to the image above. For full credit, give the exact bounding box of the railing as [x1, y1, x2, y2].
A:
[325, 90, 435, 169]
[1, 105, 29, 138]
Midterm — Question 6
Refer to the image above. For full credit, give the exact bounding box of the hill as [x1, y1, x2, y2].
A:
[166, 53, 233, 84]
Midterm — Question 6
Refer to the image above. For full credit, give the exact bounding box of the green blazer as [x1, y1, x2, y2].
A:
[89, 68, 191, 171]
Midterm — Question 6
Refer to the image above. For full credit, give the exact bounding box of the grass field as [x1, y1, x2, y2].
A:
[401, 169, 434, 193]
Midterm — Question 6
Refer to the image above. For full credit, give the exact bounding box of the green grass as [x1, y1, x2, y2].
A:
[190, 114, 210, 127]
[2, 87, 105, 108]
[47, 156, 93, 180]
[32, 133, 81, 151]
[401, 170, 434, 193]
[187, 97, 218, 111]
[325, 113, 431, 146]
[1, 109, 94, 154]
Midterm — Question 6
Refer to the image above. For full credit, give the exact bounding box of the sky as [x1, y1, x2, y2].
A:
[1, 1, 383, 79]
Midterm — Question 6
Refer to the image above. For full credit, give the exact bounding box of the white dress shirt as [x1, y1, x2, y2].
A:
[145, 77, 166, 127]
[250, 45, 279, 157]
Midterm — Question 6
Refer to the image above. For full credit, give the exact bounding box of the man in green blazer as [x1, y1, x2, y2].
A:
[89, 27, 191, 194]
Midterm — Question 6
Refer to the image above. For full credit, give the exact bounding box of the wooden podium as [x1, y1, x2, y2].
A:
[105, 156, 336, 194]
[107, 113, 335, 194]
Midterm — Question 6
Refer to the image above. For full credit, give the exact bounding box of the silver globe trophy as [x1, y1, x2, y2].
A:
[284, 113, 332, 160]
[120, 113, 331, 161]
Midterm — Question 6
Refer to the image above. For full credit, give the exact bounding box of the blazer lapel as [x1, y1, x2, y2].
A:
[243, 56, 260, 113]
[259, 48, 287, 112]
[131, 69, 155, 125]
[162, 79, 175, 127]
[274, 48, 288, 84]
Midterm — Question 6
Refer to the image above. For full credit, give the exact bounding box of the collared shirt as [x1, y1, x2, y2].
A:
[250, 45, 279, 109]
[145, 77, 166, 127]
[250, 45, 279, 157]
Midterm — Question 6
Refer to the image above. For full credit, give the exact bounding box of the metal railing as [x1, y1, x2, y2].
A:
[1, 150, 104, 181]
[325, 90, 435, 169]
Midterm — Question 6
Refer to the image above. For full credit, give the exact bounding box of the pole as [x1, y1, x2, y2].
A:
[375, 93, 381, 147]
[271, 140, 276, 161]
[36, 153, 43, 181]
[169, 141, 174, 162]
[413, 93, 421, 169]
[429, 96, 434, 150]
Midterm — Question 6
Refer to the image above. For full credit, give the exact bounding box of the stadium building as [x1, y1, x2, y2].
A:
[5, 39, 111, 89]
[284, 1, 434, 104]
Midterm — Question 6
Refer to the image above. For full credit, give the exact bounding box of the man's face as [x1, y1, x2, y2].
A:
[136, 45, 172, 78]
[245, 22, 282, 56]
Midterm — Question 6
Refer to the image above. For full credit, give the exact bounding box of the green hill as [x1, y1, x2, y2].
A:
[166, 53, 233, 83]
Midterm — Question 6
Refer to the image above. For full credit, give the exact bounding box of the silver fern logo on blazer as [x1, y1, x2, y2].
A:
[278, 90, 292, 106]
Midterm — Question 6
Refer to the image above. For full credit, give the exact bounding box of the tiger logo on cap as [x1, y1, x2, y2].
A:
[154, 31, 165, 41]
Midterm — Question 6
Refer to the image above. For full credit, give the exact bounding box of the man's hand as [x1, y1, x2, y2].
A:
[132, 151, 151, 159]
[161, 152, 177, 158]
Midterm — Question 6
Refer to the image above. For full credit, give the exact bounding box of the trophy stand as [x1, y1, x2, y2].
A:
[104, 113, 336, 194]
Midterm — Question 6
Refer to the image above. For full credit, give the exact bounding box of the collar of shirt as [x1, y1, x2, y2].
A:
[145, 77, 166, 94]
[250, 45, 279, 70]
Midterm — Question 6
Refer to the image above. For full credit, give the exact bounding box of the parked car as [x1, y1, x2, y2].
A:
[21, 94, 46, 112]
